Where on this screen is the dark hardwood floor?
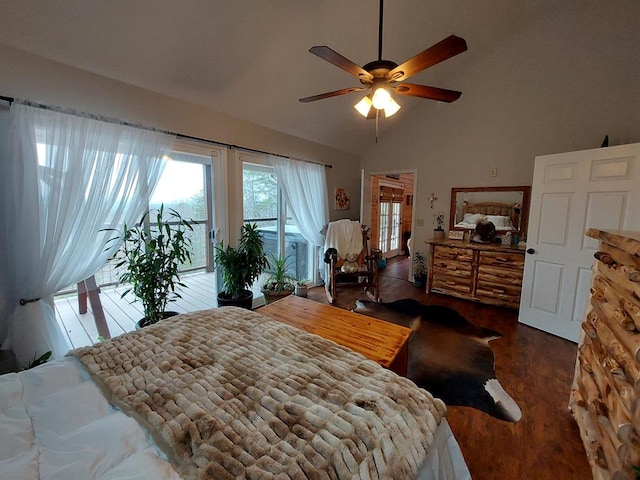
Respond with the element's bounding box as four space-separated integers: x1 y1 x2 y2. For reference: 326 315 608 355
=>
307 255 591 480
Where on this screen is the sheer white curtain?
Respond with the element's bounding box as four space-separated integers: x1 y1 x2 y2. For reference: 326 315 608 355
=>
268 155 329 251
0 103 174 366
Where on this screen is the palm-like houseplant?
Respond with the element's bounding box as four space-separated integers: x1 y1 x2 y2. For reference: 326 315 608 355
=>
412 250 428 287
214 223 269 309
261 254 296 304
109 205 193 327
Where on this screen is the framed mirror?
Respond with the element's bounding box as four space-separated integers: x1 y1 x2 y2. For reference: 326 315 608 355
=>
449 186 531 235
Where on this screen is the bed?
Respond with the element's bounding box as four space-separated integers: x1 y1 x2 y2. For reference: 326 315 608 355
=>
0 307 470 479
454 201 517 231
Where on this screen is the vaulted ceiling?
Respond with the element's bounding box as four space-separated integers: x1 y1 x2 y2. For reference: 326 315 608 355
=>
0 0 625 155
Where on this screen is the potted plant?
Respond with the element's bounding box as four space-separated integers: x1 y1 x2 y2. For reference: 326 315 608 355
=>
261 254 296 304
109 205 193 328
434 211 446 240
294 278 309 298
214 223 269 309
412 251 428 288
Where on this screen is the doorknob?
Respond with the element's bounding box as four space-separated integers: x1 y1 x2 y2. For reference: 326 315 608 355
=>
526 248 536 254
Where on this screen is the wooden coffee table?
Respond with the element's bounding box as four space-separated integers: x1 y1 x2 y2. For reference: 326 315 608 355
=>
259 295 412 376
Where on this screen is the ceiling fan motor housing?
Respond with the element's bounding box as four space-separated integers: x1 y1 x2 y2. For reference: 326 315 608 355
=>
361 60 399 85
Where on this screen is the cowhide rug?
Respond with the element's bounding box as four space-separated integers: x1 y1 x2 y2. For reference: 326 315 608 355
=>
353 298 522 423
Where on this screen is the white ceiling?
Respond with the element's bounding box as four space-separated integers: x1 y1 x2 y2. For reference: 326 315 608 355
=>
0 0 554 155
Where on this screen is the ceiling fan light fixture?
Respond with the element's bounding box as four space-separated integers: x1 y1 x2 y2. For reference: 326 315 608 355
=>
371 86 392 110
384 97 401 117
354 95 373 117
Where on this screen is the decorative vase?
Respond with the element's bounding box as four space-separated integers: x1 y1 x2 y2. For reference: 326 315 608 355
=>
434 229 445 240
294 285 308 298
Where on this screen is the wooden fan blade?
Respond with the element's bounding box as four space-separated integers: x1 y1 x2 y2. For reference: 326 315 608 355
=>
299 87 367 103
309 46 374 82
394 83 462 103
388 35 467 82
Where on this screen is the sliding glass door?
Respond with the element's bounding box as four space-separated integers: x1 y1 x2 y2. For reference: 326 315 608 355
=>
242 160 315 295
94 149 215 287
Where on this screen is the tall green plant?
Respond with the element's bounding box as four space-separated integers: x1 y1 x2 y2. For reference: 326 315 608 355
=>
262 254 295 293
214 223 269 300
109 205 193 325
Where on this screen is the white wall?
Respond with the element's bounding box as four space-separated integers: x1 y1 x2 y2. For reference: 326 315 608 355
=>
361 1 640 252
0 44 363 223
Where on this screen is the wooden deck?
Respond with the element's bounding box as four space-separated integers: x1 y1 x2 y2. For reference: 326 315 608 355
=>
54 270 218 349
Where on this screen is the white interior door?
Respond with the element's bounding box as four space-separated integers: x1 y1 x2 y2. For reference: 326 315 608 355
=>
519 143 640 342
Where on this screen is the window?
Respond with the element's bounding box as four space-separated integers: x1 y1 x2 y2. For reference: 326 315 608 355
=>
95 149 215 287
150 151 212 272
242 161 313 292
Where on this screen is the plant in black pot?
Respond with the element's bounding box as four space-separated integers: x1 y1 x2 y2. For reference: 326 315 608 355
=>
261 254 295 304
434 211 446 240
214 223 269 309
412 250 428 288
108 205 193 328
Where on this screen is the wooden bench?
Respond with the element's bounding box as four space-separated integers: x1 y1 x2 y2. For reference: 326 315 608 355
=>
259 295 411 376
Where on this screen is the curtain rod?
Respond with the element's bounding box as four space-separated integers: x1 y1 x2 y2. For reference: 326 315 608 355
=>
0 95 332 169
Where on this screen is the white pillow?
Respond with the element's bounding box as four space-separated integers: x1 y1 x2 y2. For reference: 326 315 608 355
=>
462 213 484 224
485 215 512 228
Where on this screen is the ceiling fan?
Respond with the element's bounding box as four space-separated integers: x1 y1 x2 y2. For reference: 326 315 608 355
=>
299 0 467 120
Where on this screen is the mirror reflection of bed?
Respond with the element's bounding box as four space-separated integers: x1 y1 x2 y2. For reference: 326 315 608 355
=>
450 186 531 236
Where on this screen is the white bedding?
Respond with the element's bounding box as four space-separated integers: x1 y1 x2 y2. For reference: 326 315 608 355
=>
0 354 470 480
455 213 515 232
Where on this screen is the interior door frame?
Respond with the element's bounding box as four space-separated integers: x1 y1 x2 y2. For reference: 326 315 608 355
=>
377 180 405 257
361 168 418 277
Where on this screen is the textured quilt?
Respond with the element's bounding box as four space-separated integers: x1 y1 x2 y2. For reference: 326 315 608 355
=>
70 307 445 480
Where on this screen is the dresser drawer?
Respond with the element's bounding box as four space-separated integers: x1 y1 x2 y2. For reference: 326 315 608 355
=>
432 275 473 294
475 283 521 307
432 260 472 279
433 245 474 263
479 250 525 270
477 265 523 287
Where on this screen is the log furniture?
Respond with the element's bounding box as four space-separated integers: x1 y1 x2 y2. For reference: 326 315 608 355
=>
258 295 412 376
425 238 525 309
569 229 640 480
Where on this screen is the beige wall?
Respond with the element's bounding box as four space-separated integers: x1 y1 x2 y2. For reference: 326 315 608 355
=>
361 1 640 253
0 44 362 224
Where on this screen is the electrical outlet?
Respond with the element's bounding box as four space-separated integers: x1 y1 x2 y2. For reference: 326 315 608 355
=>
490 168 497 177
417 218 424 227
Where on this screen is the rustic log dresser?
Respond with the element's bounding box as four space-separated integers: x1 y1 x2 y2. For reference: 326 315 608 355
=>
425 238 526 309
569 229 640 479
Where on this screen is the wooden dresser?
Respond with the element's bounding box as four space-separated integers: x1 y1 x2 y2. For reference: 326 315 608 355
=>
569 229 640 480
425 238 525 309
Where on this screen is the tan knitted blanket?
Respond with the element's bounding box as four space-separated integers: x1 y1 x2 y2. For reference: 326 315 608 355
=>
70 307 446 480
